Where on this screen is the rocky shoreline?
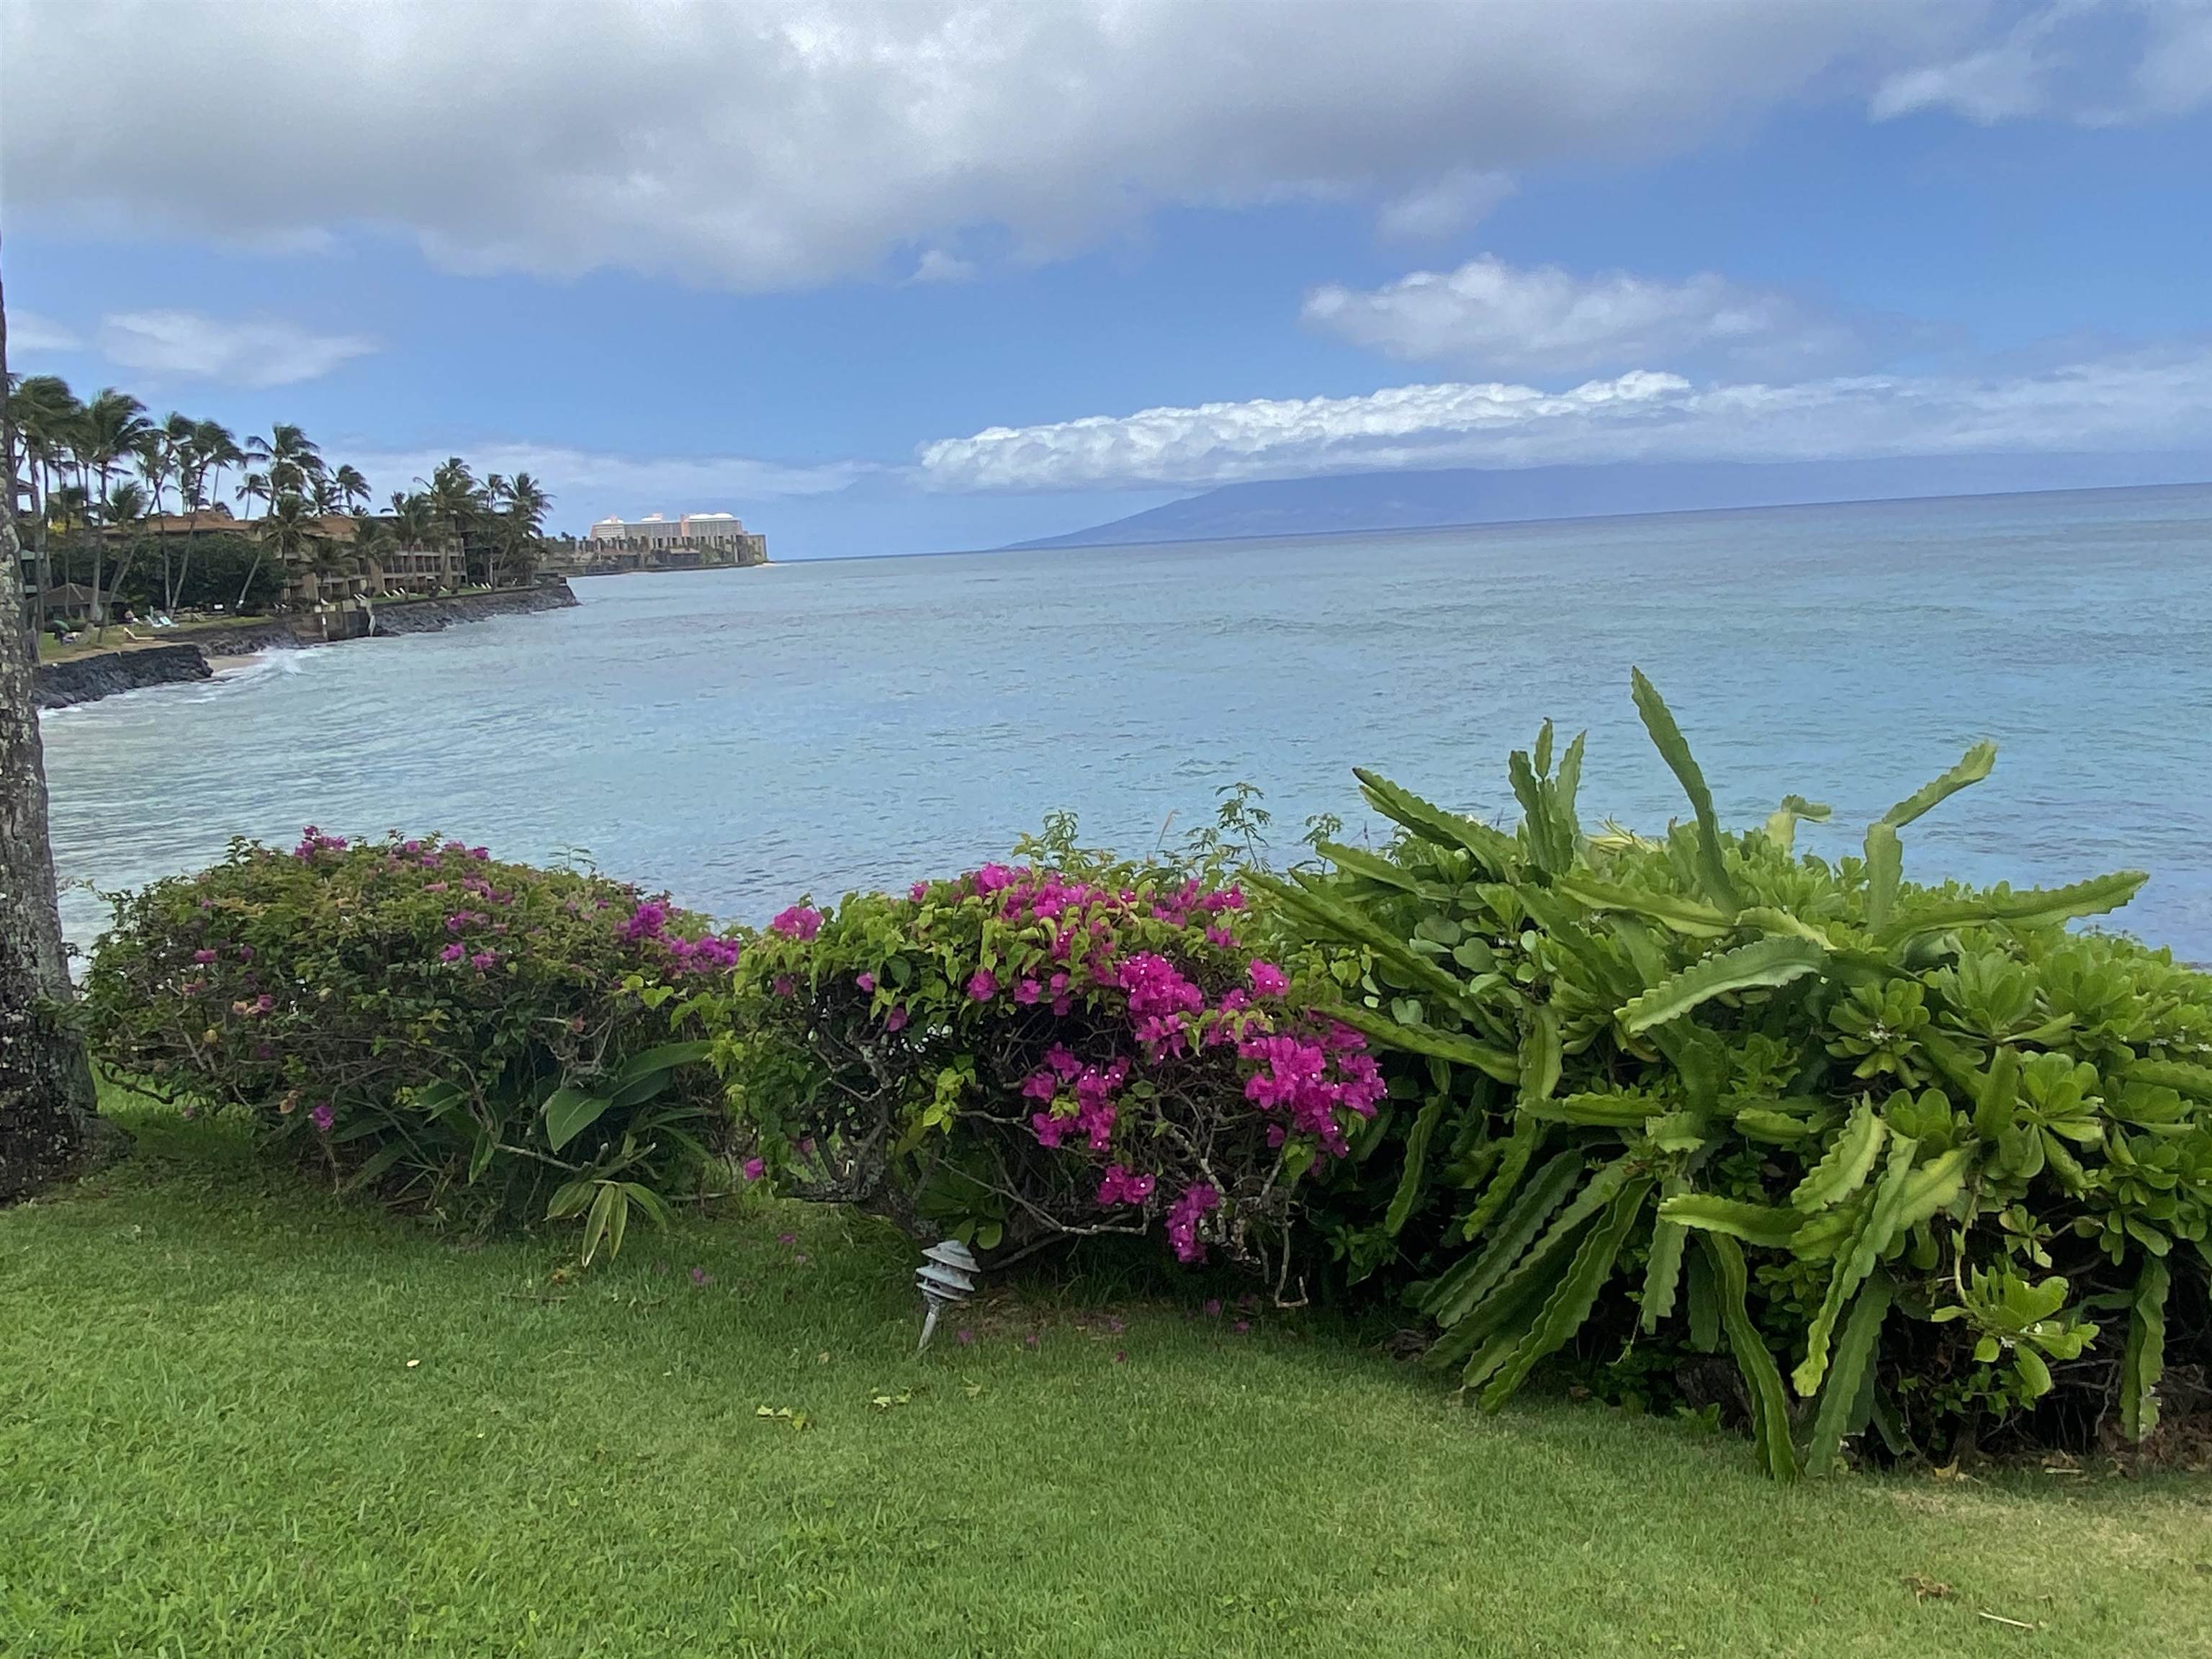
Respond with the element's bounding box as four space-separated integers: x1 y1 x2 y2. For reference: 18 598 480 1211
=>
35 580 580 711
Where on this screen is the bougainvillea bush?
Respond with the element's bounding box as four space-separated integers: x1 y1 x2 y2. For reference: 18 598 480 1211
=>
1267 673 2211 1474
84 831 746 1256
701 840 1383 1285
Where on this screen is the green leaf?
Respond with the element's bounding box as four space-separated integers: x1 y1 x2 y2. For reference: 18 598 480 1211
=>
1311 840 1425 894
1324 1000 1520 1084
1518 1006 1561 1107
1429 1159 1631 1365
1700 1233 1800 1482
1640 1179 1691 1334
1862 822 1902 935
1480 1178 1654 1410
1382 1092 1448 1238
579 1182 617 1266
1790 1099 1887 1213
1891 1147 1972 1231
2128 1059 2212 1102
1619 936 1827 1034
1805 1272 1893 1473
1794 1135 1919 1397
608 1040 715 1087
1524 1092 1657 1128
1764 795 1830 854
1658 1193 1805 1249
1553 874 1729 938
1876 871 2146 945
1630 669 1740 915
1422 1149 1583 1325
544 1087 614 1154
1352 769 1521 876
2121 1256 2170 1444
1880 741 1997 829
1974 1046 2021 1143
1267 875 1498 1022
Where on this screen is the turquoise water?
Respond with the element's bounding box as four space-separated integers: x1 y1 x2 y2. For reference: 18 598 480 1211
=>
41 483 2212 961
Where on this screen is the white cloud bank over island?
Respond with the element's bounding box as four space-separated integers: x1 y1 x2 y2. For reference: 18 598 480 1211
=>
1301 256 1881 379
917 345 2212 493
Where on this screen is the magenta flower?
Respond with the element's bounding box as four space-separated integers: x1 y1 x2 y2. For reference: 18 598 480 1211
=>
192 948 217 964
885 1004 909 1032
909 881 930 902
966 969 998 1002
440 942 465 963
742 1156 766 1182
769 904 823 941
1249 961 1289 997
310 1102 334 1133
855 971 876 992
469 951 497 971
1014 977 1042 1005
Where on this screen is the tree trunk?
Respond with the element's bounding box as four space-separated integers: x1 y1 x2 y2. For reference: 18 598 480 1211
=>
0 252 110 1203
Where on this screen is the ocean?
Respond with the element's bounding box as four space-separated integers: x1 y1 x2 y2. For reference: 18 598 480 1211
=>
40 483 2212 963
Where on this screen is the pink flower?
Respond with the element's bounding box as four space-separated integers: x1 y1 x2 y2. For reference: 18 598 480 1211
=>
1205 925 1235 949
192 948 217 964
1014 977 1042 1005
440 943 465 963
1166 1182 1220 1264
310 1102 334 1133
1249 961 1289 997
966 969 998 1002
469 951 498 971
855 971 876 992
742 1156 766 1182
909 882 930 902
1097 1164 1156 1208
885 1004 909 1032
769 904 823 941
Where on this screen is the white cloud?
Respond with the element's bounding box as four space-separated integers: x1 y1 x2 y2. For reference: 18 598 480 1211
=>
1302 256 1874 378
1871 0 2212 124
1376 171 1516 240
348 443 876 519
909 248 981 284
9 309 81 353
915 345 2212 492
1 1 1977 291
96 310 377 387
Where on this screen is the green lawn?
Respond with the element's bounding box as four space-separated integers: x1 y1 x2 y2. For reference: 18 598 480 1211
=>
3 1099 2206 1658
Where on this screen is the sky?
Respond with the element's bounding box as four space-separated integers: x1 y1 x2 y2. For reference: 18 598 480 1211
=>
4 0 2211 558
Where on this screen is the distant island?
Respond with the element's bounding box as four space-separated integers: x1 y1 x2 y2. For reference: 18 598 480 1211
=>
1007 452 2212 551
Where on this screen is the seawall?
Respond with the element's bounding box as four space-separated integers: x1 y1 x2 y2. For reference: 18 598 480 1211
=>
35 644 213 711
370 583 579 636
35 580 580 711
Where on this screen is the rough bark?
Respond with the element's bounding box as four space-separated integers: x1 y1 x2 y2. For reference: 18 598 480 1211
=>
0 245 111 1203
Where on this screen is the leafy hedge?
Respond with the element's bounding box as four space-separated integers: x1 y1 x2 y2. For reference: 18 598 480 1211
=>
1267 673 2211 1471
84 831 745 1257
698 830 1380 1282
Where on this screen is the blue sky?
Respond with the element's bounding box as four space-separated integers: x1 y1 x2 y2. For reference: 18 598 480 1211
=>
6 1 2210 557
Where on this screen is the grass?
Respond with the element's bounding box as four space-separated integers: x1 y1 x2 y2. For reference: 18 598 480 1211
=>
3 1098 2207 1658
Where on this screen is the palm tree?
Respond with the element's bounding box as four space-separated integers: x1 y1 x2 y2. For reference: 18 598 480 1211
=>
238 492 323 612
333 464 369 515
194 421 243 521
140 413 196 611
247 423 320 503
4 374 81 631
76 390 151 626
92 478 149 642
493 471 551 587
422 457 481 589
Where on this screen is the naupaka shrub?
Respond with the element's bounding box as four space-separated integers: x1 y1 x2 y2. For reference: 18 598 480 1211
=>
84 831 747 1257
1270 674 2211 1473
696 838 1382 1282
